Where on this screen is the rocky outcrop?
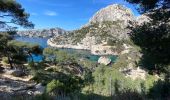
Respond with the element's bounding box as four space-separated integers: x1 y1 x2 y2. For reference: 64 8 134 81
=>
136 14 151 25
48 38 119 55
89 4 135 27
98 56 112 65
34 83 45 95
17 28 67 38
120 67 146 80
48 4 135 55
48 4 151 56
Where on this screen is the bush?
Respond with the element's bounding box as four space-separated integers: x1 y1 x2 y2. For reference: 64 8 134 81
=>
46 79 64 94
2 57 9 64
90 65 148 96
28 62 34 68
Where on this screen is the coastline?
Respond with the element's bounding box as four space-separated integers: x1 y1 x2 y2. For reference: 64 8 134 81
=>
47 38 90 50
47 38 119 56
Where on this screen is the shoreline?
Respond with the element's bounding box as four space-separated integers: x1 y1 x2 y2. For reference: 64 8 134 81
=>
47 38 119 56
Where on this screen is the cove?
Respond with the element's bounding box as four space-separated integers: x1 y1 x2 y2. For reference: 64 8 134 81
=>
14 36 117 62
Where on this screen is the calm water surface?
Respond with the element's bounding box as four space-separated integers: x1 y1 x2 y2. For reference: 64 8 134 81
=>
14 36 117 62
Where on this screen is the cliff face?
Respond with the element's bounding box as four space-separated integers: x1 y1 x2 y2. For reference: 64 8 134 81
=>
48 4 138 55
17 28 67 38
89 4 135 26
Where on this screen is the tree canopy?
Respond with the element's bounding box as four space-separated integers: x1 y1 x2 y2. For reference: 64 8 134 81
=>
0 0 34 29
130 9 170 72
125 0 170 13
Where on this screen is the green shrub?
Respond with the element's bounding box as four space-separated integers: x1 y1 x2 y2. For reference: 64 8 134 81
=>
28 62 34 68
89 65 146 96
2 57 9 64
46 79 64 94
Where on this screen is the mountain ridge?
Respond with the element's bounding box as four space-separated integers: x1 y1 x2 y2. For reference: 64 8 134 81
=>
17 27 67 38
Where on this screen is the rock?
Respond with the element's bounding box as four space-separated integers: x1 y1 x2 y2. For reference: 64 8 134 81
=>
89 4 135 27
121 49 130 54
136 14 152 25
11 70 25 77
34 83 45 95
121 67 146 80
98 56 112 65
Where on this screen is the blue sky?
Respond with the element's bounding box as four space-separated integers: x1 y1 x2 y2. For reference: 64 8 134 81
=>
17 0 139 30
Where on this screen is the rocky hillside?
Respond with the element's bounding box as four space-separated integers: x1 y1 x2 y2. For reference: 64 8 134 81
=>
48 4 147 55
17 28 67 38
89 4 135 25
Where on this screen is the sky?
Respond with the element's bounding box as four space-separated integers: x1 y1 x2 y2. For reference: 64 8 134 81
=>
17 0 140 31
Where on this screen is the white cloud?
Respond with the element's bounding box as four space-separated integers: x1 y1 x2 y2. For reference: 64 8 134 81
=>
44 10 58 16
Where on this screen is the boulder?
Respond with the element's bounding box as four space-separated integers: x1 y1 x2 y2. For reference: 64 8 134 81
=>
98 56 112 65
34 83 45 95
11 70 25 77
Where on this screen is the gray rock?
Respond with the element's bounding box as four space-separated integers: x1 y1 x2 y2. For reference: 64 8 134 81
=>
34 83 45 95
11 70 25 77
89 4 135 26
98 56 112 65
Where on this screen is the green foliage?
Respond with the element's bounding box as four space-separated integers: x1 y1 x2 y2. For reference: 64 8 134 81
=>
2 57 9 64
46 79 64 93
85 65 156 97
28 62 46 70
125 0 169 13
55 50 76 64
43 47 57 56
79 59 97 69
130 9 170 73
70 21 125 44
0 0 34 28
43 48 79 64
7 40 42 63
0 33 12 52
107 38 117 46
8 40 39 48
148 79 170 99
112 54 129 69
31 70 57 85
91 66 128 95
144 75 157 93
43 47 57 63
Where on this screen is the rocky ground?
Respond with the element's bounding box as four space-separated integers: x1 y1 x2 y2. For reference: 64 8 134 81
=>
0 67 45 100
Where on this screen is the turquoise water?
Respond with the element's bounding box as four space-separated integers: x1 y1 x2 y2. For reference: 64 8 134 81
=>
14 36 117 62
14 36 48 62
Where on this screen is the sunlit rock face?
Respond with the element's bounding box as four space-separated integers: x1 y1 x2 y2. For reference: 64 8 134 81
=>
136 14 152 25
98 56 112 65
89 4 135 26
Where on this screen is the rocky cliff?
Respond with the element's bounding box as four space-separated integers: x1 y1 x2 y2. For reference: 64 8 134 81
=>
48 4 139 55
17 28 67 38
89 4 135 26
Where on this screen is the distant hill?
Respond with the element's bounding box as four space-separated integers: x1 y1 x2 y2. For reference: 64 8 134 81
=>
17 27 68 38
